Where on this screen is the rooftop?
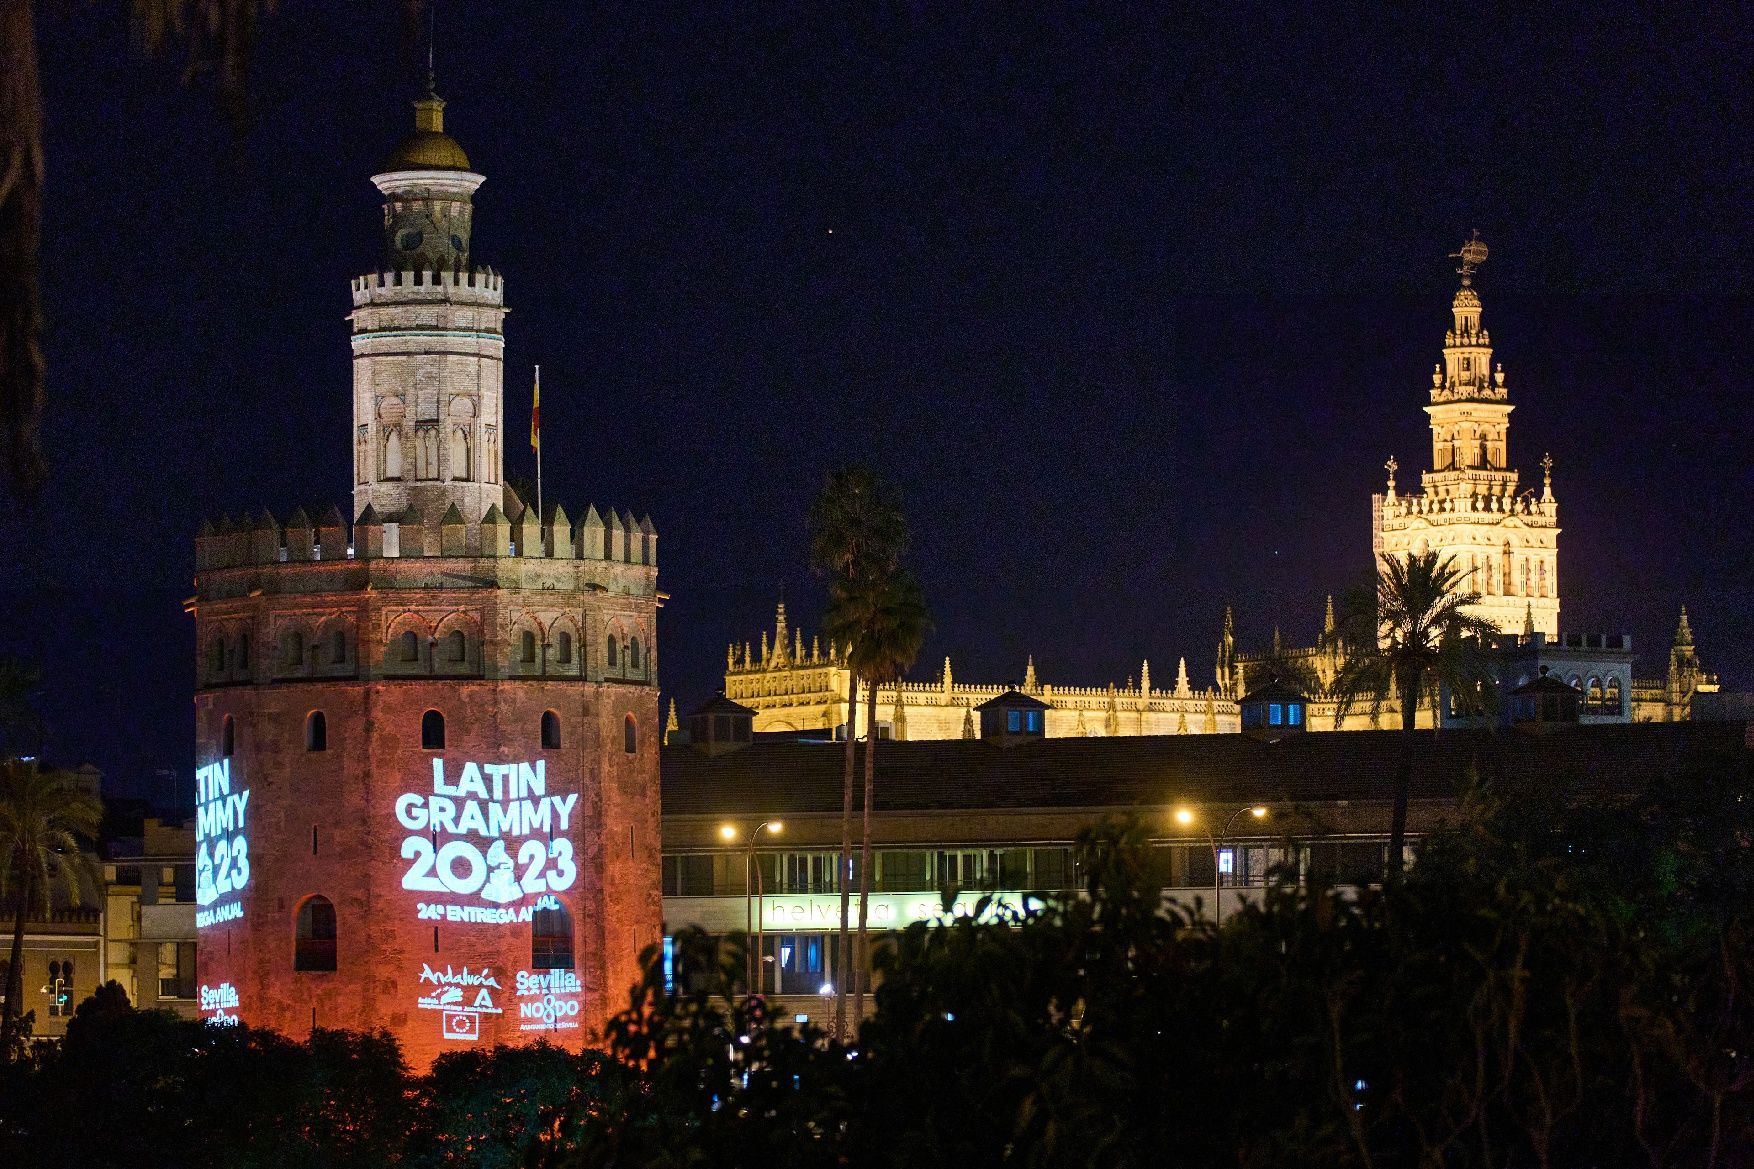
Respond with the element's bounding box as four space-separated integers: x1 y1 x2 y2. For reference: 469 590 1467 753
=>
661 721 1751 819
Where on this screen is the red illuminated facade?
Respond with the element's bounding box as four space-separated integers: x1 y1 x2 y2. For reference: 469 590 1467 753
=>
190 89 662 1069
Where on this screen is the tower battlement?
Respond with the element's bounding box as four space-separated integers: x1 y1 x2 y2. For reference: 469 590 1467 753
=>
350 266 505 307
195 502 658 572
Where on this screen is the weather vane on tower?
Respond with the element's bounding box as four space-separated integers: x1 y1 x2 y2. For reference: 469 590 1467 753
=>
1450 229 1489 285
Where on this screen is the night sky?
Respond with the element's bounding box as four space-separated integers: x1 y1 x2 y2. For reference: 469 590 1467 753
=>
10 5 1751 808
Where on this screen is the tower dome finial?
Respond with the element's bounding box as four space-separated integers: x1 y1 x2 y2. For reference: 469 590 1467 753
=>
1450 229 1488 286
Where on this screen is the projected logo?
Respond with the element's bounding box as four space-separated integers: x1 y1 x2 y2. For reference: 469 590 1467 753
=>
515 968 583 1032
195 759 250 928
415 963 504 1043
395 760 578 924
198 982 241 1027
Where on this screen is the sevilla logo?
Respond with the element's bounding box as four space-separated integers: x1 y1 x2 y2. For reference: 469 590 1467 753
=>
442 1011 479 1041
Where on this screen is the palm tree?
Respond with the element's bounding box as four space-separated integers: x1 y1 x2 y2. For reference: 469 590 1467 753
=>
808 466 907 1039
1331 550 1499 877
0 758 101 1052
828 569 929 1027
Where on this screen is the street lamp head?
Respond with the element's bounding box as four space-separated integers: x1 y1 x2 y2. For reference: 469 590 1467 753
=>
1173 807 1195 826
1250 805 1268 819
718 824 737 841
764 821 784 834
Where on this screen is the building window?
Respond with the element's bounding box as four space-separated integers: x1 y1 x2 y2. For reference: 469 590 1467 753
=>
607 636 618 668
237 633 251 670
630 637 642 669
1268 703 1283 726
557 631 573 665
521 630 537 663
221 715 235 758
282 629 305 668
541 710 561 750
209 637 226 676
532 902 574 970
1026 710 1042 732
295 896 338 972
1287 703 1303 726
398 630 420 662
422 710 446 749
624 714 638 754
158 941 197 1000
330 629 347 664
1007 710 1021 732
446 630 467 663
306 711 327 752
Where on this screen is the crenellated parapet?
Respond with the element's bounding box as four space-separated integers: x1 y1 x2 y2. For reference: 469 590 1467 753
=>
195 501 656 572
349 266 505 308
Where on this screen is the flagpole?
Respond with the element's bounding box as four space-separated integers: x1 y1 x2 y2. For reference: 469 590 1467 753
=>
533 364 543 530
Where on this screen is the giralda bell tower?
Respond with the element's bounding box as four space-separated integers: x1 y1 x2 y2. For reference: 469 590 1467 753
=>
190 87 663 1069
1373 233 1561 637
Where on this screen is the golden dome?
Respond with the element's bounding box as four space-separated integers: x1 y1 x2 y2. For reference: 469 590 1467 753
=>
381 93 471 172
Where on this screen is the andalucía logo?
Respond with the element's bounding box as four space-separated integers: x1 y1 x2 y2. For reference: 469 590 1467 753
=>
415 963 504 1022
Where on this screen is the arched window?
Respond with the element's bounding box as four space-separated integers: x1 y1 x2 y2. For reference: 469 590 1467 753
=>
557 631 573 665
1606 676 1623 716
398 630 420 663
209 637 226 676
237 632 251 670
541 710 561 750
221 715 235 758
330 629 347 664
384 429 403 479
282 629 305 668
1587 677 1604 714
1538 561 1548 598
422 710 446 750
295 896 338 972
623 713 638 754
532 902 574 970
306 711 327 752
521 630 537 663
606 635 618 668
1502 544 1514 594
629 637 642 670
446 630 467 663
449 426 471 481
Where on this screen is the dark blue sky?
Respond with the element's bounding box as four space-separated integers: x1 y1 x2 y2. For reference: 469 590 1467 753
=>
9 4 1751 807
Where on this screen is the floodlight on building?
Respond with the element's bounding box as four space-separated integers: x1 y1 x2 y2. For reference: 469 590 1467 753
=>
1173 807 1195 826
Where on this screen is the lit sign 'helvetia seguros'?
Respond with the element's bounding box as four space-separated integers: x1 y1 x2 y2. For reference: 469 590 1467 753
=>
395 760 578 923
195 759 250 928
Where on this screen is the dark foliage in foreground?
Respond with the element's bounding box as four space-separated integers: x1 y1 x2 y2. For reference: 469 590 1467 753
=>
2 752 1749 1166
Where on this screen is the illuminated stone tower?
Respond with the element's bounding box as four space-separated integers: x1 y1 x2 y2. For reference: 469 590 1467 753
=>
1373 233 1561 636
190 90 662 1069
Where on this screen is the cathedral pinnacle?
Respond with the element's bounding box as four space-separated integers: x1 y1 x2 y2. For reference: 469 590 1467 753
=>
1674 606 1694 648
1024 656 1038 692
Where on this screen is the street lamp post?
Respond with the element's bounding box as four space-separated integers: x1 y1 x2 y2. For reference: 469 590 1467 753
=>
1174 804 1267 924
720 820 784 994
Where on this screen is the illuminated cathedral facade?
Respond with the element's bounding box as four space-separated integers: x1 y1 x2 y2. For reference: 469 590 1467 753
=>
725 237 1714 737
190 90 662 1068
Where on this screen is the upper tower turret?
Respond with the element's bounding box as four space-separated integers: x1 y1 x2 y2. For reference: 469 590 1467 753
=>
374 90 480 273
350 88 508 531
